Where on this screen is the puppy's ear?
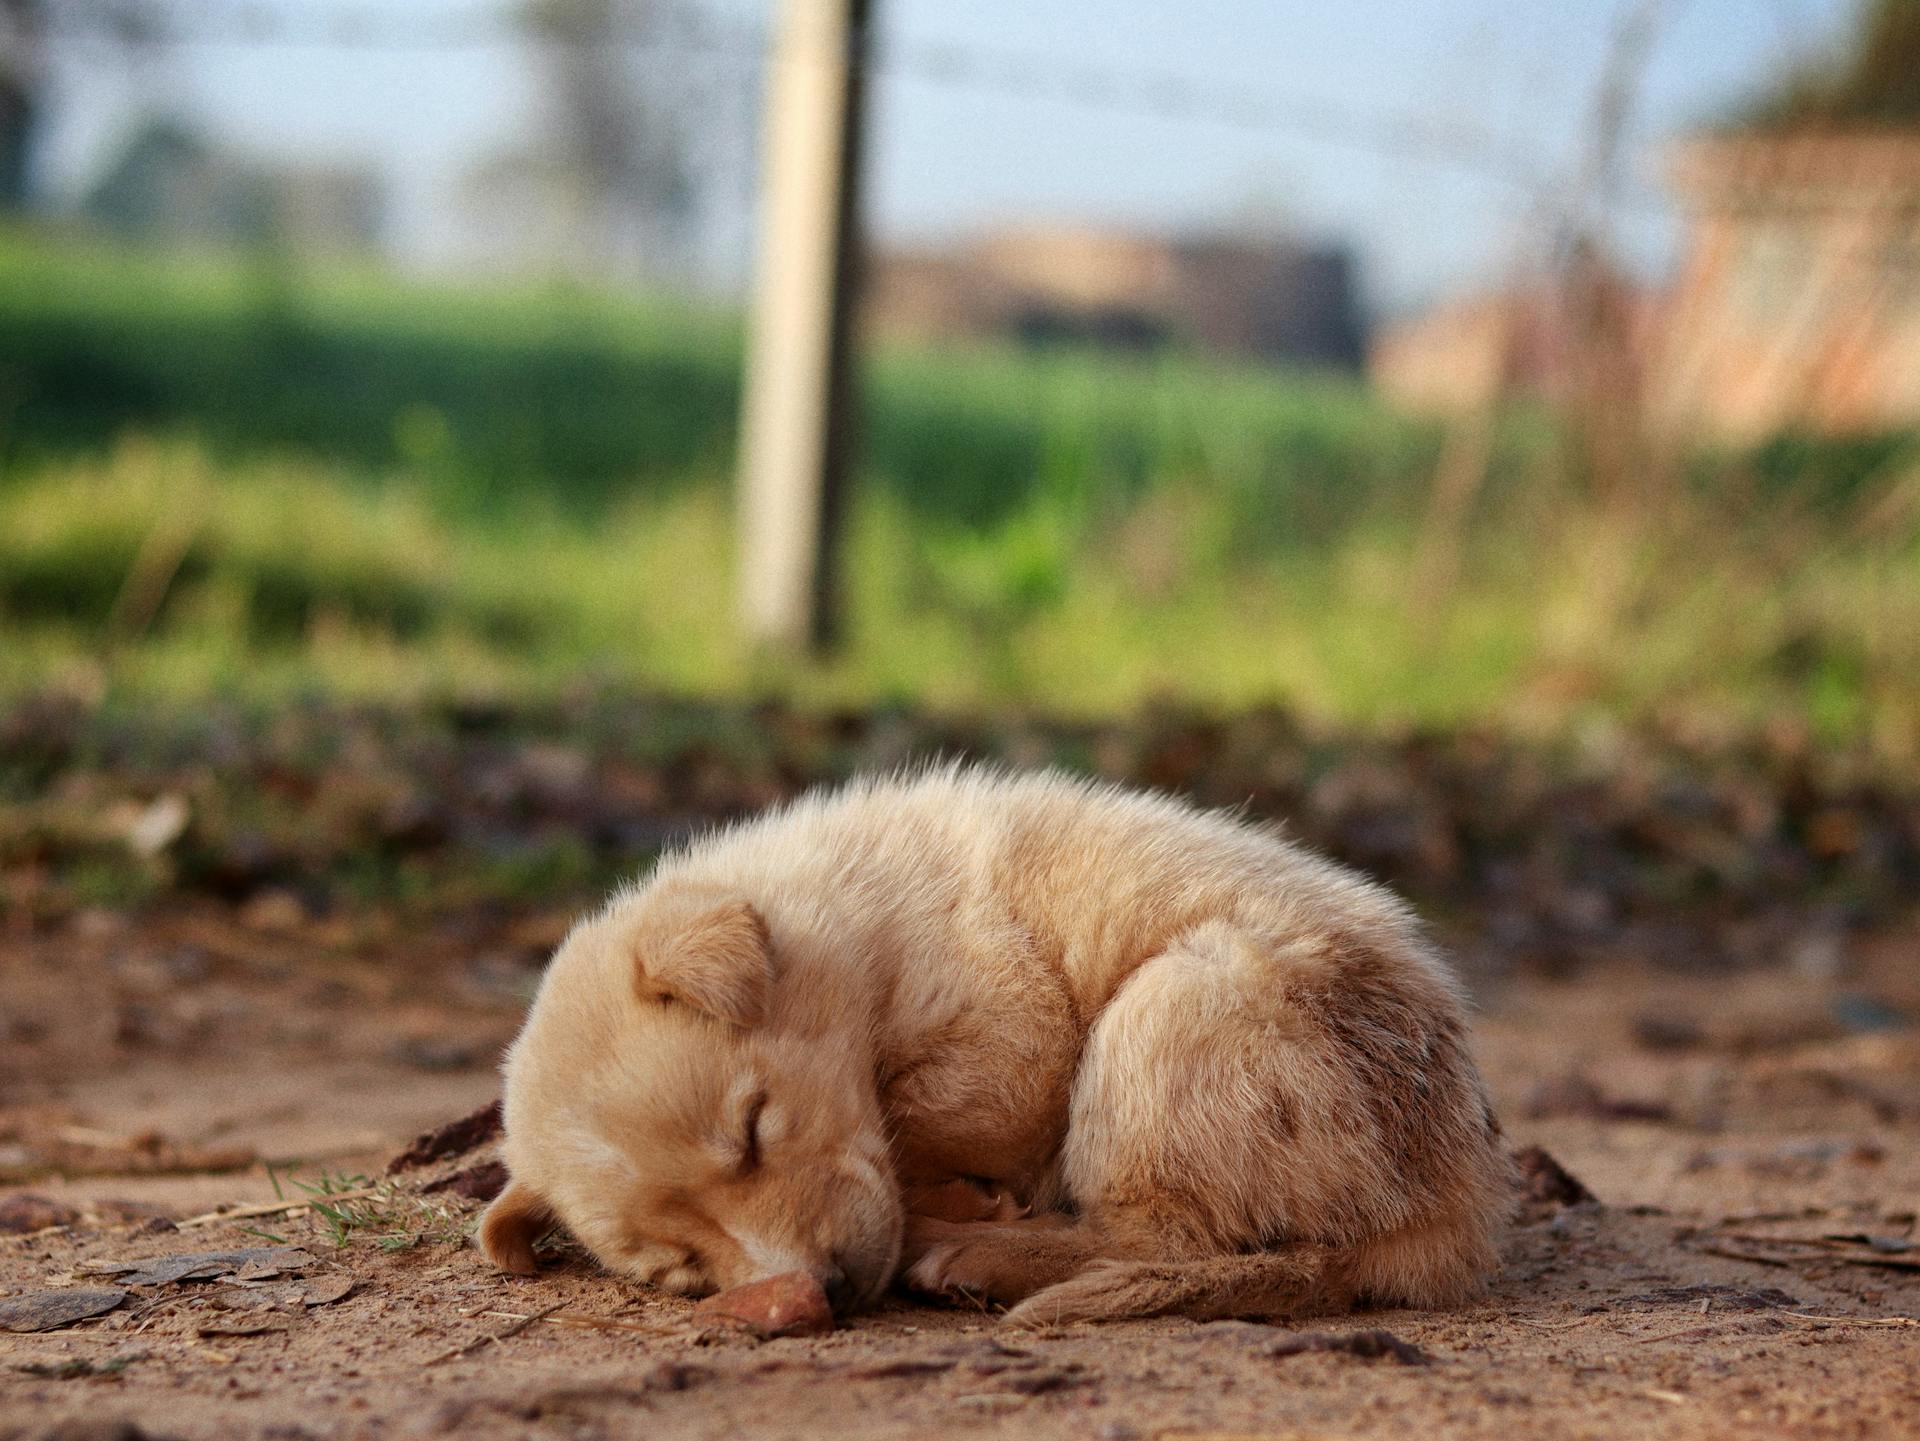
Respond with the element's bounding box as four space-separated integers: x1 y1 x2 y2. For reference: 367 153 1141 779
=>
641 898 772 1028
477 1178 555 1275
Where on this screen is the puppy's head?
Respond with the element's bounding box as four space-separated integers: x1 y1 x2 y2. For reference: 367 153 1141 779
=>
477 880 902 1312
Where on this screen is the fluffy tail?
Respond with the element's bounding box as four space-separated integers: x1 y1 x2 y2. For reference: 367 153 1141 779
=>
1003 1245 1351 1327
1002 1212 1498 1328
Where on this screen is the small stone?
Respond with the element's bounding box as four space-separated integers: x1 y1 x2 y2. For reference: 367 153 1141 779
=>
239 888 307 933
1266 1328 1433 1365
1830 992 1909 1034
641 1360 710 1391
1633 1014 1704 1052
693 1271 834 1338
1513 1144 1598 1209
122 793 190 857
37 1421 180 1441
0 1193 80 1234
196 1317 291 1337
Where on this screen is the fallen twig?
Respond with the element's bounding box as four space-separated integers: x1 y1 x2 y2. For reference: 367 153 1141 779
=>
1694 1244 1794 1268
1630 1323 1732 1345
426 1302 564 1367
1778 1311 1920 1328
1714 1231 1914 1258
1693 1236 1920 1274
0 1224 73 1244
1511 1314 1605 1331
1838 1255 1920 1274
478 1308 675 1338
177 1191 380 1230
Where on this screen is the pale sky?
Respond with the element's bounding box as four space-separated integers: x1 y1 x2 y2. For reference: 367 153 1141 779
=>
37 0 1859 313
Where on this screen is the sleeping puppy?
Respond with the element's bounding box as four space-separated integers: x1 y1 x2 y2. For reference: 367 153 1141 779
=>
478 765 1512 1323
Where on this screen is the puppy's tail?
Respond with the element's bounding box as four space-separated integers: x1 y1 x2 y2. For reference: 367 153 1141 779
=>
1002 1214 1496 1328
1002 1245 1349 1328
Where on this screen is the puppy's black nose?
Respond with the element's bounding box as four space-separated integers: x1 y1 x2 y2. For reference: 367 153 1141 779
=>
820 1265 854 1314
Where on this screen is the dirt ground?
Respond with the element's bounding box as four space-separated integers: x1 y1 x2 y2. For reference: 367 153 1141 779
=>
3 907 1918 1441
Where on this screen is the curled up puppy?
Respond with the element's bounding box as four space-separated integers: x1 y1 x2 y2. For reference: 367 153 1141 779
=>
478 765 1513 1324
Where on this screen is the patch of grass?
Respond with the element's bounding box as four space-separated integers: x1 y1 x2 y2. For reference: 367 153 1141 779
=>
2 437 1917 760
2 230 1918 760
0 225 1494 541
59 853 166 911
288 1170 467 1253
0 226 741 513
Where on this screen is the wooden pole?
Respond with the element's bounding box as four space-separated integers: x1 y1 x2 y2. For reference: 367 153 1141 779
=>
736 0 872 653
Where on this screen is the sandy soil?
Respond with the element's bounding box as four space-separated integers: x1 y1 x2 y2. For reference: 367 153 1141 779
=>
3 909 1918 1441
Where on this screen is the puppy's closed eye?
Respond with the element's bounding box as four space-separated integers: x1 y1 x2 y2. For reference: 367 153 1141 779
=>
737 1091 768 1175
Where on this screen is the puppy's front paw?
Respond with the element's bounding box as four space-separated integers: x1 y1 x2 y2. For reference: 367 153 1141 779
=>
899 1214 964 1271
900 1217 1002 1302
902 1239 970 1298
897 1223 1075 1306
902 1236 1024 1304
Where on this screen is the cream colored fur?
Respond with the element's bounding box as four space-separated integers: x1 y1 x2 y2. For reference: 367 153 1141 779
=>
479 764 1512 1324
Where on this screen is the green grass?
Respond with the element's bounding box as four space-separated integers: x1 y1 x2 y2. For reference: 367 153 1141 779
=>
283 1170 468 1252
1 228 1918 760
0 224 1475 536
4 436 1919 759
0 226 742 516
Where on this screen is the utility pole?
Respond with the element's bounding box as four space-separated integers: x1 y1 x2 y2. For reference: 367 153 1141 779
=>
736 0 873 653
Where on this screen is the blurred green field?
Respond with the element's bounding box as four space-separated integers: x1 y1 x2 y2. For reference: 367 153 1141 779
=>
0 226 1459 533
2 229 1919 758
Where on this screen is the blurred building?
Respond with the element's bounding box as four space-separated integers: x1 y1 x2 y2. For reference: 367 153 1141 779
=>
864 224 1367 371
1653 129 1920 439
1371 289 1548 413
1370 263 1657 415
80 119 386 256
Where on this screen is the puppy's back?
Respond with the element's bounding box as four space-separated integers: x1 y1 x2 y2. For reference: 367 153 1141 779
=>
653 765 1440 1014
